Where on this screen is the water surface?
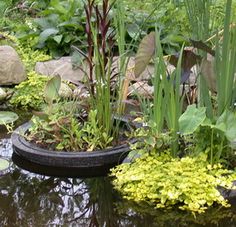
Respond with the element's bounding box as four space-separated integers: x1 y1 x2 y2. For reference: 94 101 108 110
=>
1 129 236 226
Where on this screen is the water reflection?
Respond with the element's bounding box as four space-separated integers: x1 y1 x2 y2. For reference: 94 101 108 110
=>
0 169 120 226
1 138 236 226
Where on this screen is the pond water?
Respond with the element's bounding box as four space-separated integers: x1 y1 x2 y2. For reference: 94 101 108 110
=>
1 116 236 226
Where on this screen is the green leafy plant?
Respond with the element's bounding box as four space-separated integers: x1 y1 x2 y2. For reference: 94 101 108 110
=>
1 32 51 71
15 0 85 57
23 0 133 152
111 150 236 213
178 104 236 165
74 0 126 141
10 71 49 109
29 105 114 152
134 30 187 157
28 75 114 151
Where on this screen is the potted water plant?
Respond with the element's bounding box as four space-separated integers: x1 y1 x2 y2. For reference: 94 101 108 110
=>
11 0 136 177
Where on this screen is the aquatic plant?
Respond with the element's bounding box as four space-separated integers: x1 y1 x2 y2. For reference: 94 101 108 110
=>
111 151 236 213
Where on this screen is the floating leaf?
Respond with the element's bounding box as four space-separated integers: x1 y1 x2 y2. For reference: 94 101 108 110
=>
44 75 61 104
134 32 156 78
179 104 206 135
0 158 10 172
0 111 19 125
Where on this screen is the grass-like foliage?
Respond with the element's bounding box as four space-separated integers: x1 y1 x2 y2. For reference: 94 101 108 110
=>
111 151 236 213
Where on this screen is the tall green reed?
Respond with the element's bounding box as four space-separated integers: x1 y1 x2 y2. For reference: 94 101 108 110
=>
135 30 184 157
154 32 184 157
184 0 236 117
184 0 236 163
215 0 236 116
83 0 116 138
184 0 214 118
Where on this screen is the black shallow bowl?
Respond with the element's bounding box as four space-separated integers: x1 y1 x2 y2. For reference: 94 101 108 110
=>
11 122 136 177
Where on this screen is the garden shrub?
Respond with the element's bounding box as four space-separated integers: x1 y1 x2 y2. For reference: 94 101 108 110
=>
111 151 236 213
1 33 51 109
1 33 51 70
10 71 49 109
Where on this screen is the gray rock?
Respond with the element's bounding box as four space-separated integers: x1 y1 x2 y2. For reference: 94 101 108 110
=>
128 81 154 97
35 57 86 85
35 55 198 91
35 56 155 85
0 45 26 85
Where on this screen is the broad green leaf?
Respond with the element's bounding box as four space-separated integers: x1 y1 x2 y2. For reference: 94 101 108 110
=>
179 104 206 135
134 32 156 78
215 110 236 142
127 23 140 40
0 158 9 172
0 111 19 125
51 0 67 15
71 51 83 68
200 117 213 127
38 28 59 44
44 75 61 104
53 35 63 44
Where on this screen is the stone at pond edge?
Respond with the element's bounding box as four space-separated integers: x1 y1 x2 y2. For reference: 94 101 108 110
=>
0 45 26 85
35 57 85 85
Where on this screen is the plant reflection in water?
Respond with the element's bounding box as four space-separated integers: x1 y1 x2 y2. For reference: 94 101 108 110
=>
1 138 236 226
0 169 121 226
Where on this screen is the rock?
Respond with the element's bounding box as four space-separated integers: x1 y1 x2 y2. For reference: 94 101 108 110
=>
0 45 26 85
35 55 198 93
35 56 155 85
35 57 86 85
73 85 90 99
128 81 154 97
59 83 73 98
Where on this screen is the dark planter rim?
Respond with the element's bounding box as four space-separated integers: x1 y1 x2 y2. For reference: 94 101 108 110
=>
11 122 136 174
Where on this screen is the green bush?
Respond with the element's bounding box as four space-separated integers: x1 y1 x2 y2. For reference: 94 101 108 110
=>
10 71 49 109
15 0 85 57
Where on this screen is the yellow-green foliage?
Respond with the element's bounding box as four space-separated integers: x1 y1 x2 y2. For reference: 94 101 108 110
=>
111 151 236 213
10 71 49 109
1 33 51 71
1 33 51 109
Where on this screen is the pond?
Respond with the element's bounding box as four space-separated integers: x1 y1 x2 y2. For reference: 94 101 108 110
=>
1 114 236 226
